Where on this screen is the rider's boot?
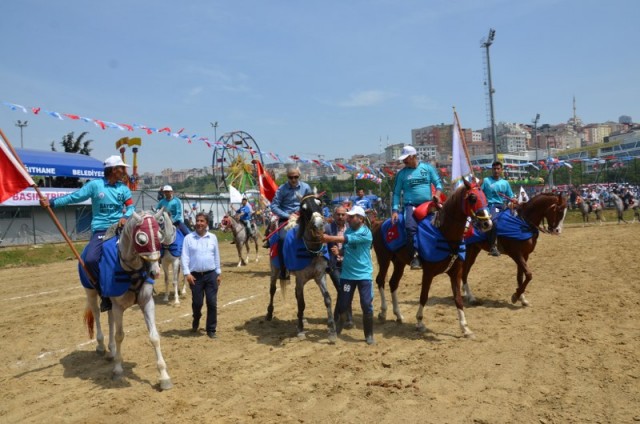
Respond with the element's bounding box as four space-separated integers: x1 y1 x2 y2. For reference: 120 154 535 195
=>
363 312 375 345
100 296 112 312
408 244 421 270
488 228 500 257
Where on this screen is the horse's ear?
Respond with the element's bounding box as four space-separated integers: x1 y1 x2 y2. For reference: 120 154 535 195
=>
132 211 141 221
463 178 472 189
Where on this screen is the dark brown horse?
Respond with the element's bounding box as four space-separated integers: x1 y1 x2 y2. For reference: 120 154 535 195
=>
461 193 568 307
372 179 492 329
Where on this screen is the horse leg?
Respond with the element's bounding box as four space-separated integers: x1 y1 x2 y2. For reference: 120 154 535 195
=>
449 264 473 338
266 264 278 321
171 256 181 305
295 276 307 338
85 288 113 358
162 257 171 303
375 254 390 322
236 243 244 267
415 271 434 333
315 271 337 343
461 244 481 305
511 254 532 306
253 236 260 263
111 303 125 381
138 284 173 390
388 258 406 323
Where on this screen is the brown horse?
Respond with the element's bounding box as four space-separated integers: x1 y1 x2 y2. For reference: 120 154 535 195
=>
461 193 568 307
372 179 492 327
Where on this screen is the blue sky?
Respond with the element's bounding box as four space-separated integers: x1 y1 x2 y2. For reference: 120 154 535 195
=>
1 0 638 173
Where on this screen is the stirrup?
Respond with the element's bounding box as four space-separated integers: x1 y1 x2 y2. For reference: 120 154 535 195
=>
410 257 422 270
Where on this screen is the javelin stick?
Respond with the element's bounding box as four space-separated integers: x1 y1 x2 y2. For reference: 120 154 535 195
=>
0 128 97 287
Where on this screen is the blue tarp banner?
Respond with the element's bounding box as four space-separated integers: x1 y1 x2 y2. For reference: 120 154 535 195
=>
15 148 104 178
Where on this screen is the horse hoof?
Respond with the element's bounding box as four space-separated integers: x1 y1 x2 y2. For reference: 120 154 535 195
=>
297 332 306 340
377 312 387 322
464 332 476 340
396 316 405 324
328 332 337 344
96 347 106 356
159 378 173 391
416 324 427 333
111 372 124 381
265 313 273 321
511 294 519 304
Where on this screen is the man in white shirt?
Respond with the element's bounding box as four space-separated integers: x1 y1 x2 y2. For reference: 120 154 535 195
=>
181 212 222 339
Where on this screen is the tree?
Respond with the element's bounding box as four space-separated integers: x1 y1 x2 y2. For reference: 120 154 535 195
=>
50 132 93 156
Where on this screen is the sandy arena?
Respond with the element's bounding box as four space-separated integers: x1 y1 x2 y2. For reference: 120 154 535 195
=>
0 223 638 423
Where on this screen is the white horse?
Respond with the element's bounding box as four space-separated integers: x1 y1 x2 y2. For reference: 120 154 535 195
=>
81 210 173 390
220 213 260 267
610 192 629 224
158 217 187 305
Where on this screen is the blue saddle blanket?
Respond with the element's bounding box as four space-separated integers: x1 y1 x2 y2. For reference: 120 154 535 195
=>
380 215 408 252
283 227 329 271
161 227 184 257
79 237 154 297
416 218 466 263
466 210 538 243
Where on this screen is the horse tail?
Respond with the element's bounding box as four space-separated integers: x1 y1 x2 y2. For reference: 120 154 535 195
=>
83 307 95 339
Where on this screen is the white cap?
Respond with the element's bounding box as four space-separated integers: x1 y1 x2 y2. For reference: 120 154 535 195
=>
346 205 366 217
103 155 130 168
162 185 173 191
398 145 417 161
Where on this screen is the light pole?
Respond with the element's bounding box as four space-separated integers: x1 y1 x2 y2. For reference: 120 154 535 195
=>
532 113 540 165
15 120 28 148
482 28 497 162
211 121 219 142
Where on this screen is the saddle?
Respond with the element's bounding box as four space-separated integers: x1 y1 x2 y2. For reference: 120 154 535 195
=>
79 236 154 297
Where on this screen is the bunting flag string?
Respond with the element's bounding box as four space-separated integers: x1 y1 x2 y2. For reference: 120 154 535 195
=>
3 99 400 178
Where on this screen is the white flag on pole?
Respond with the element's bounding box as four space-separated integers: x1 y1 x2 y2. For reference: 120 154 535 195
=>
229 184 243 204
451 112 472 184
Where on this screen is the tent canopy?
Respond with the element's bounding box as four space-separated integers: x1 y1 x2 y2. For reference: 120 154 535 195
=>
16 148 104 178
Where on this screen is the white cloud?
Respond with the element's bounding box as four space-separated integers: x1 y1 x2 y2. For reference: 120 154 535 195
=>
338 90 393 107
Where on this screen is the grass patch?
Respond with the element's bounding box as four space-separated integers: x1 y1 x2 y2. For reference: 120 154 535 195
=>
0 242 86 269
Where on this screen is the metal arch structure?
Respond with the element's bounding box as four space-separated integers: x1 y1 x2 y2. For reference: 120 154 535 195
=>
211 130 265 192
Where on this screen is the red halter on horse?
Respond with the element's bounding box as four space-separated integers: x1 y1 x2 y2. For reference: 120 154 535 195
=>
462 192 568 307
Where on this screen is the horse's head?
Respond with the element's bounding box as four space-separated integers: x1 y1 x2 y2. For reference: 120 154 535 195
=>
544 194 568 234
459 178 492 232
155 208 176 246
220 215 232 232
298 193 325 240
127 210 164 278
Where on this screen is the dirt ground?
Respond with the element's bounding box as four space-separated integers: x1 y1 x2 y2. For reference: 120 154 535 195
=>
0 223 639 424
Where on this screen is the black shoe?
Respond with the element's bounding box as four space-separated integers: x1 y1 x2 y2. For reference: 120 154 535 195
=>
489 246 501 257
262 240 270 249
410 257 422 270
191 320 199 333
207 332 217 339
100 297 112 312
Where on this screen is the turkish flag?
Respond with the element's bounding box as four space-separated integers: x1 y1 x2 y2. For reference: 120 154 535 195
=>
0 139 35 203
253 160 278 202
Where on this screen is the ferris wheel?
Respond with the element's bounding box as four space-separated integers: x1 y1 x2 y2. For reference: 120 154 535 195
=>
211 130 265 192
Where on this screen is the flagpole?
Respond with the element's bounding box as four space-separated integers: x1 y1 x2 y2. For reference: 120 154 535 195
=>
0 128 97 286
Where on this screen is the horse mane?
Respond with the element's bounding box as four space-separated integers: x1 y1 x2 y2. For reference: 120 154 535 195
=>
434 184 467 229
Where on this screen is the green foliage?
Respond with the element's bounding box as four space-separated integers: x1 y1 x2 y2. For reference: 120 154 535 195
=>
50 132 93 156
